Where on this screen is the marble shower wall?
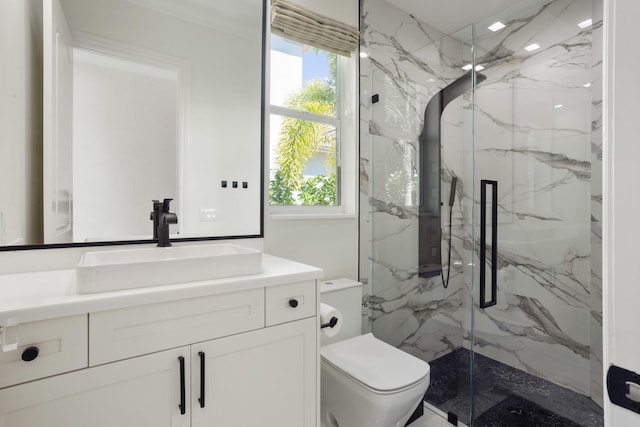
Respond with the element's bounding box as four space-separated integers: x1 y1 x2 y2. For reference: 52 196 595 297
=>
359 0 473 362
589 0 604 408
359 0 602 403
467 0 595 397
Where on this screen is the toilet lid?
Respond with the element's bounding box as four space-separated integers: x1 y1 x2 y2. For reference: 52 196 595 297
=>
321 333 430 392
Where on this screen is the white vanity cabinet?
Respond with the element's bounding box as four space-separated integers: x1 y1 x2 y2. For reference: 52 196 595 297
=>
192 317 316 426
0 346 190 427
0 278 319 427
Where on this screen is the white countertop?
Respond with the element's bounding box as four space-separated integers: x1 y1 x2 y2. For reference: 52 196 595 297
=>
0 254 323 324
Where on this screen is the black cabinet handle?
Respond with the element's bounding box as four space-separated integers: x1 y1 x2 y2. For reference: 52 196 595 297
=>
480 180 498 308
289 299 299 308
198 351 205 408
21 346 39 362
178 356 186 415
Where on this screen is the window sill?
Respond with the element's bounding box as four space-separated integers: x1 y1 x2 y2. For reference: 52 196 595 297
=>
268 211 357 221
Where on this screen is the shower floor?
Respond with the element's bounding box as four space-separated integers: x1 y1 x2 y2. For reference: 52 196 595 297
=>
424 348 603 426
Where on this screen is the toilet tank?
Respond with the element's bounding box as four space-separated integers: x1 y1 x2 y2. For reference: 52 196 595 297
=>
320 279 363 346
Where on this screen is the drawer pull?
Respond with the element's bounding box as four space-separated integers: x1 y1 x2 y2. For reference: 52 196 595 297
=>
178 356 186 415
288 299 299 308
21 346 39 362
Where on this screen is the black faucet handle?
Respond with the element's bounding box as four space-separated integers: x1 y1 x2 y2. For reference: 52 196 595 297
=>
150 200 161 220
162 198 174 212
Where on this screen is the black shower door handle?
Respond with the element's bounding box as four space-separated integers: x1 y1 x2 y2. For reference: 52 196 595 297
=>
480 180 498 308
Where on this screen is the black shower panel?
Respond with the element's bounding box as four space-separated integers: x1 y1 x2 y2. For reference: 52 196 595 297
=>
418 71 486 278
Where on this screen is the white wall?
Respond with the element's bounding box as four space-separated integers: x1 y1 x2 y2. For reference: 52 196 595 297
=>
604 0 640 424
0 0 43 245
264 218 358 279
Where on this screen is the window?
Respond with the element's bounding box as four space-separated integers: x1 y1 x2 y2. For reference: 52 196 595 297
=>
268 34 343 208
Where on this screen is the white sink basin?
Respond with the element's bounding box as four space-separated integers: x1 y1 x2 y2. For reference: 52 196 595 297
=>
76 243 262 293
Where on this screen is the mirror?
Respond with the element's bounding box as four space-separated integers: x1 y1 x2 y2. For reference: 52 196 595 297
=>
0 0 264 248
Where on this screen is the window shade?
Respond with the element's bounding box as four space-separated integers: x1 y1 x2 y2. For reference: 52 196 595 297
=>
271 0 358 57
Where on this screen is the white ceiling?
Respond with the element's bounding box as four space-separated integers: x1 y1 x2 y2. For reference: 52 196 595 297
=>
385 0 551 35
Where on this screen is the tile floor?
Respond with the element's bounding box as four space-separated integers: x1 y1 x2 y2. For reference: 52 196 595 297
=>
422 348 603 426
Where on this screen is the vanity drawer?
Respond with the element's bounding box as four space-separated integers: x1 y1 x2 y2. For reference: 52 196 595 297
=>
89 288 264 366
265 281 316 326
0 315 88 389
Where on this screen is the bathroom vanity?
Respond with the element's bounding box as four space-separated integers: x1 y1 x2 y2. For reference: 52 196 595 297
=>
0 251 322 426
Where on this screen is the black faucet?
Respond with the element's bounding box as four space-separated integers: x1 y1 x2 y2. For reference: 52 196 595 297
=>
150 199 177 247
150 200 162 239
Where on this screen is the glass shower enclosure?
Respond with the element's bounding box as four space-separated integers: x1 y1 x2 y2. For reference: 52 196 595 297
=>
359 0 603 425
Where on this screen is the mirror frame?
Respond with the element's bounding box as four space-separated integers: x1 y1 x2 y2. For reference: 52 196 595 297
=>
2 0 266 252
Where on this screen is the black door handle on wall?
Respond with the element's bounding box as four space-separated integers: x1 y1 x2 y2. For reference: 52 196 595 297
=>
480 180 498 309
198 351 205 408
178 356 186 415
608 365 640 415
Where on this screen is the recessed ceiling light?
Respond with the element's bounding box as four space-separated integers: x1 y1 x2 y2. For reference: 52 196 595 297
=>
462 64 485 71
359 51 369 58
584 82 592 88
554 104 563 109
578 19 593 29
524 43 541 52
488 22 506 32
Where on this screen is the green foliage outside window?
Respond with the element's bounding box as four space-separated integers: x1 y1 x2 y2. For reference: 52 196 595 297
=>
270 49 338 206
270 172 336 206
269 170 295 205
298 173 336 205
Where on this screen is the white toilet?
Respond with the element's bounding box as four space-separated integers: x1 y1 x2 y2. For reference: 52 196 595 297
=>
320 279 430 427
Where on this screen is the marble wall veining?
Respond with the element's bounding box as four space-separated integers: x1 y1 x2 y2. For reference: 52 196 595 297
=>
589 0 604 408
468 0 595 397
359 0 602 405
359 0 470 362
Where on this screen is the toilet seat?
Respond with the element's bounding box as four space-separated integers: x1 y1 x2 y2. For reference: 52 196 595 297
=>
321 333 430 394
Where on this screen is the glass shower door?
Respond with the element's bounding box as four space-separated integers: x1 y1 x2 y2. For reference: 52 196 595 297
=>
469 1 604 425
363 21 478 424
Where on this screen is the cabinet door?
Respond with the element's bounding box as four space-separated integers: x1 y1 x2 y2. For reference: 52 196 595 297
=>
192 317 317 427
0 346 190 427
